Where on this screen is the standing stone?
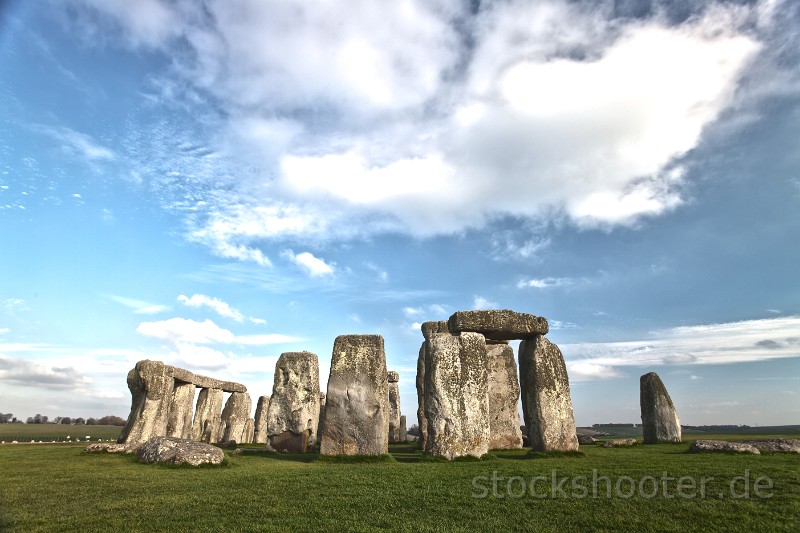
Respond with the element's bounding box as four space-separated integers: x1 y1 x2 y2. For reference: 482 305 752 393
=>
448 309 548 340
388 371 401 443
486 343 523 449
416 321 448 450
243 418 255 444
166 382 196 440
253 395 270 444
193 388 224 444
267 352 321 453
399 415 407 442
118 360 174 446
221 392 252 444
640 372 682 444
319 335 389 456
425 332 490 460
518 336 579 452
317 392 326 448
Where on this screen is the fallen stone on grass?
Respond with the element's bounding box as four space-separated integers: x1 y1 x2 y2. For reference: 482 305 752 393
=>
84 443 130 453
689 440 761 454
577 434 596 445
136 436 225 466
602 438 637 448
741 439 800 453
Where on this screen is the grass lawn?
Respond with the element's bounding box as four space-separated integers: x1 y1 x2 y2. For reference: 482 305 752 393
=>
0 424 123 442
1 437 798 532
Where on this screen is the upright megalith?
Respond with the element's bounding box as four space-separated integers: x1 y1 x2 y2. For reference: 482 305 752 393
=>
640 372 682 444
267 352 321 453
486 343 523 449
518 336 579 452
425 332 490 460
166 382 196 440
253 395 270 444
243 418 255 444
118 360 174 446
388 370 401 443
193 388 224 444
221 392 252 444
416 321 448 450
399 415 407 442
319 335 389 456
448 309 548 340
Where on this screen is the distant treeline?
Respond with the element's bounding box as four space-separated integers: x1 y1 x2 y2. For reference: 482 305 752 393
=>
681 424 751 431
592 423 637 428
0 413 126 426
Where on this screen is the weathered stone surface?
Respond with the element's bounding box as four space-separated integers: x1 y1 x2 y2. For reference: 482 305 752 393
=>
317 392 326 448
193 388 224 444
486 344 523 450
425 332 490 460
602 438 637 448
118 360 174 446
416 342 428 450
388 371 401 443
253 395 270 444
421 320 449 340
577 434 597 445
267 352 320 453
243 418 255 444
640 372 682 444
136 436 225 466
518 336 579 452
320 335 389 456
84 443 129 453
742 439 800 453
167 366 246 393
690 440 761 454
221 392 252 444
166 382 196 440
399 415 407 442
448 310 548 340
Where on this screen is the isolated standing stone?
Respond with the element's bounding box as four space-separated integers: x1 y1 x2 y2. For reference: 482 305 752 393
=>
166 382 196 440
118 360 174 446
518 336 579 452
425 332 490 460
399 415 407 442
319 335 389 456
448 310 548 340
388 370 401 443
253 395 270 444
640 372 682 444
486 343 523 449
267 352 321 453
136 436 224 466
193 388 224 444
221 392 252 444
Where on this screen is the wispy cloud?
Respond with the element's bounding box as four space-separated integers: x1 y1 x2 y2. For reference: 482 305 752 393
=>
105 295 169 314
472 296 499 310
136 317 300 346
33 125 115 162
281 250 335 277
563 316 800 380
518 277 575 289
178 293 245 322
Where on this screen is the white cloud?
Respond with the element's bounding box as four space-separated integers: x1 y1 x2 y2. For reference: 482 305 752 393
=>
0 328 9 336
136 317 299 346
106 295 169 314
34 125 115 161
563 316 800 380
0 355 93 389
518 277 574 289
281 250 335 277
178 294 245 322
67 0 774 255
472 296 499 310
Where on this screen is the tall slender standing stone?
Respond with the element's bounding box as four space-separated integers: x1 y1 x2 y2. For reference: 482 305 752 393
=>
253 395 270 444
425 332 490 460
399 415 407 442
486 343 523 449
388 371 401 443
640 372 682 444
193 388 224 444
319 335 389 456
243 418 255 444
118 360 174 446
221 392 252 443
267 352 321 453
416 321 448 450
166 382 196 440
518 336 579 452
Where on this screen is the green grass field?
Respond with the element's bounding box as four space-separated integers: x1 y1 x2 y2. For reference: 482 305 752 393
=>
1 437 798 532
0 424 123 442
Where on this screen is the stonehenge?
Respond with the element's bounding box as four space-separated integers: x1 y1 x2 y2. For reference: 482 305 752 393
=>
448 309 548 340
119 360 248 448
486 343 523 449
253 395 270 444
388 370 401 443
319 335 389 456
416 321 448 450
640 372 682 444
266 352 321 453
221 392 252 444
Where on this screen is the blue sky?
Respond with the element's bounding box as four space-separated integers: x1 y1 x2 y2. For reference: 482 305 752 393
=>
1 0 798 426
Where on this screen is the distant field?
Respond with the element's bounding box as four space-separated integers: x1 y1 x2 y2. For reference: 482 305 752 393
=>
0 424 122 442
585 425 800 440
1 436 798 532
